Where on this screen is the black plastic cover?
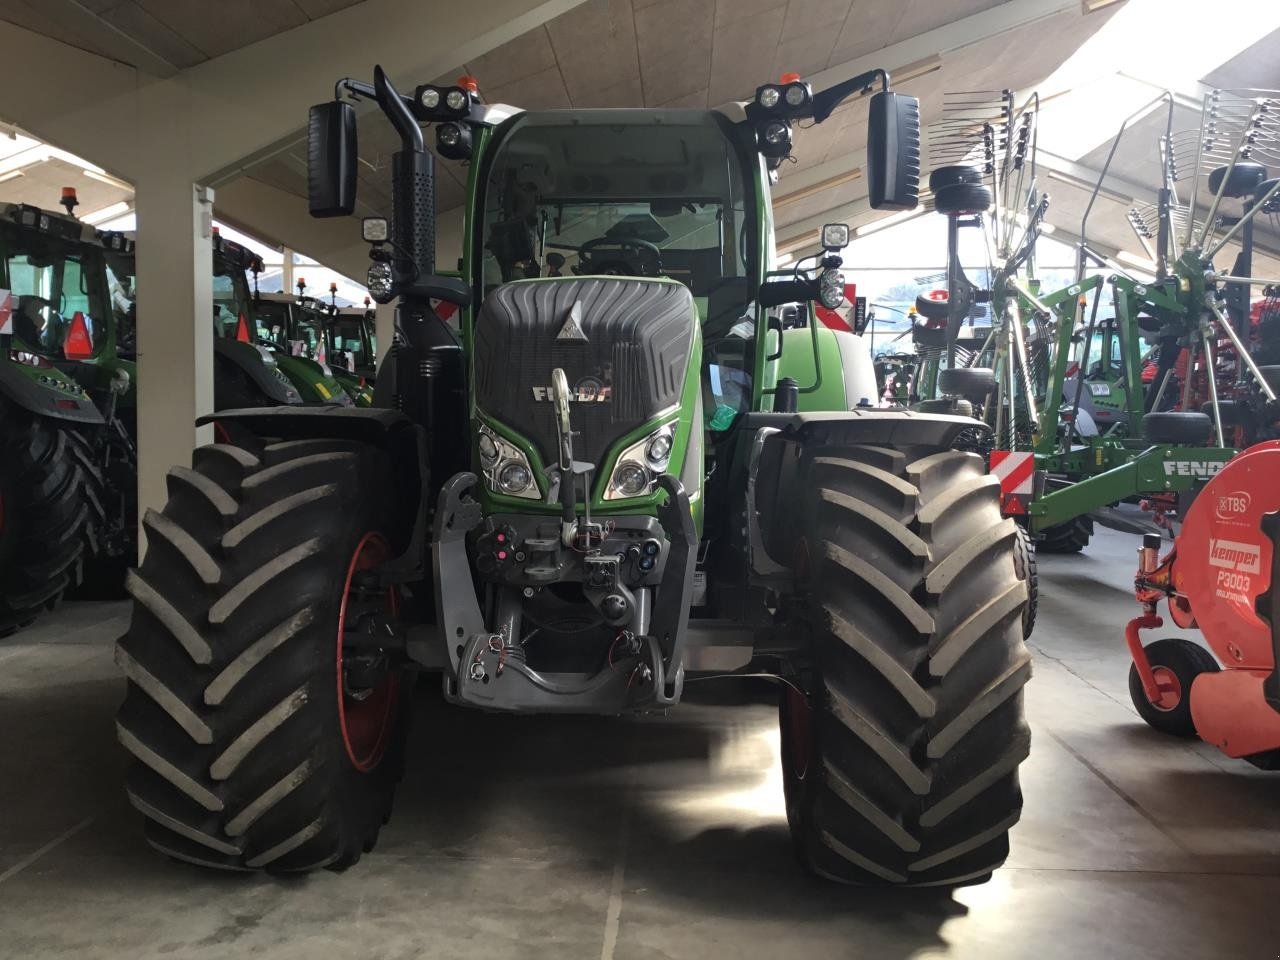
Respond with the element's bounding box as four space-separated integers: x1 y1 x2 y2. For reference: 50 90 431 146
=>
308 101 358 218
866 91 921 211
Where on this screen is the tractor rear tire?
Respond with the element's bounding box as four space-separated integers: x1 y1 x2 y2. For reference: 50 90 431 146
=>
63 427 132 599
0 408 92 634
116 436 409 873
1012 524 1038 639
1037 515 1093 554
780 443 1031 886
1128 638 1219 738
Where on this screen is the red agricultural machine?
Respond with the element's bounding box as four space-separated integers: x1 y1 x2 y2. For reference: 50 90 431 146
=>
1127 440 1280 765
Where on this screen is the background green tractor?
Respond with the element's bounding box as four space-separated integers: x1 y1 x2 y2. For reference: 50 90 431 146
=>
0 200 114 628
117 66 1032 886
249 287 359 406
325 300 378 405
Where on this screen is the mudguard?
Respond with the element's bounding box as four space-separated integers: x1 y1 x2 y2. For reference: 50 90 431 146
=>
213 339 301 406
0 357 104 424
749 409 988 566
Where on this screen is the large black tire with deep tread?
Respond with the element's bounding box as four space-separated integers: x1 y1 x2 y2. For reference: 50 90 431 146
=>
1037 515 1093 554
0 406 93 633
1012 524 1038 639
63 427 131 599
116 436 408 873
780 443 1031 887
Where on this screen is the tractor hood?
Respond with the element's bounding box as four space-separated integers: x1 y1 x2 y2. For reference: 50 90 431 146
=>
472 276 698 504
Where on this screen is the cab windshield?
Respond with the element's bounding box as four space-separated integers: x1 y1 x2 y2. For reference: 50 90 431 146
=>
1 225 108 358
329 315 372 369
478 110 753 324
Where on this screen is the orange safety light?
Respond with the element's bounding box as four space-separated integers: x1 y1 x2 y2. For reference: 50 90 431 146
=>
779 72 802 84
63 311 93 359
235 312 252 343
457 75 480 94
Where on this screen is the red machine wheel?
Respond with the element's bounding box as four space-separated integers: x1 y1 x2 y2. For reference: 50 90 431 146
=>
1129 638 1219 737
337 532 400 772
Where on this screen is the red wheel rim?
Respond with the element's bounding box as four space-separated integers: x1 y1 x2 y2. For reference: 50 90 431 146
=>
336 532 399 772
1149 666 1182 711
926 289 948 302
783 686 813 780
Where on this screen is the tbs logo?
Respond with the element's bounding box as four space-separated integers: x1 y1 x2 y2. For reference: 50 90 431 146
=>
1215 490 1251 521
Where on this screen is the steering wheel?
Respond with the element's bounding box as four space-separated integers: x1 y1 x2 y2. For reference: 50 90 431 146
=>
14 295 59 347
575 237 663 277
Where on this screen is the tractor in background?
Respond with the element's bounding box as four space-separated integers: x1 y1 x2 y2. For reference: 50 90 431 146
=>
245 284 356 407
0 195 306 628
116 65 1033 886
0 194 117 628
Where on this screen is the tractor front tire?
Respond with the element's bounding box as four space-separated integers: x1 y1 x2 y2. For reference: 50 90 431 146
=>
1128 638 1218 738
0 408 92 634
116 437 409 872
1037 515 1093 554
780 443 1031 886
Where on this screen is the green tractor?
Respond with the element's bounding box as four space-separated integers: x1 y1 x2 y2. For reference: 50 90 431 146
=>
246 288 356 406
116 66 1032 885
0 199 118 628
325 299 378 405
0 202 306 629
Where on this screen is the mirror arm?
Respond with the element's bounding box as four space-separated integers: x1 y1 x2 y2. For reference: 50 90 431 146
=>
811 68 890 124
373 65 424 153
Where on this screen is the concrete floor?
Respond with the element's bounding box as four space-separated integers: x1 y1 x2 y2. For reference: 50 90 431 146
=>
3 527 1280 959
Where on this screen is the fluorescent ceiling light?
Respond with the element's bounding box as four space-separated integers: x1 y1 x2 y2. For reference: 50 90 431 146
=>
0 170 24 184
82 201 131 225
83 169 132 191
856 209 925 237
1082 0 1124 12
1047 169 1132 206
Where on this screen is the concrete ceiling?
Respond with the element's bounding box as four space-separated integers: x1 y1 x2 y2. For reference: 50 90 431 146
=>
0 0 367 74
4 0 1277 290
231 0 1124 254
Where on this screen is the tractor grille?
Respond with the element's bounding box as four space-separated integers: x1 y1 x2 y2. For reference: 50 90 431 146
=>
473 278 696 468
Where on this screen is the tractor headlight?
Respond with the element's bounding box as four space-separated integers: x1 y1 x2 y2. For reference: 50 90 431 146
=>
645 431 673 469
367 261 394 302
763 121 789 145
605 421 677 500
478 424 540 500
784 82 810 108
611 461 648 498
757 85 781 110
435 121 473 159
498 461 532 495
444 88 469 112
420 87 441 109
818 268 845 309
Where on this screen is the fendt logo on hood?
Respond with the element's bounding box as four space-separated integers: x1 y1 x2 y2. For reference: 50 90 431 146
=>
1215 490 1251 521
531 376 611 403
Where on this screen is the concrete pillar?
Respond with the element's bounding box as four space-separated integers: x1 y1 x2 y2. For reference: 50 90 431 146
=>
134 174 215 528
281 246 294 296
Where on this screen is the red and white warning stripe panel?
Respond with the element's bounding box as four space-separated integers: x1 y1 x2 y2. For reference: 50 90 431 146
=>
990 450 1034 515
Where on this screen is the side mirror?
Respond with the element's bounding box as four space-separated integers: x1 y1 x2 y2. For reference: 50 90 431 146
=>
308 101 358 218
866 91 920 211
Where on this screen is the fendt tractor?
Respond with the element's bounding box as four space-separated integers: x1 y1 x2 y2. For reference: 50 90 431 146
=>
116 66 1032 886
